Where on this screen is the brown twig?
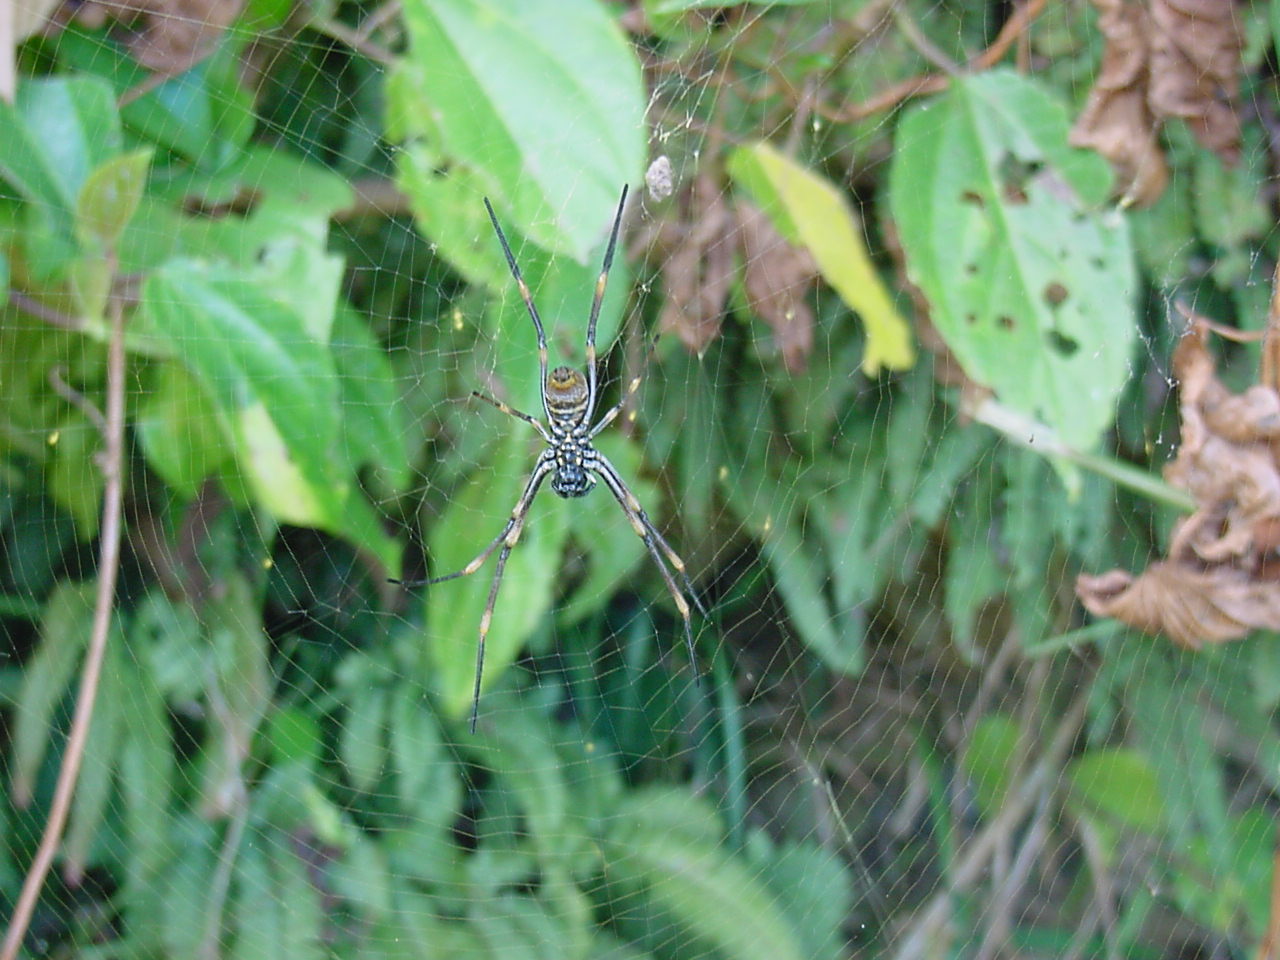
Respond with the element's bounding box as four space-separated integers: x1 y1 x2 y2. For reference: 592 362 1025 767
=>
1257 823 1280 960
824 0 1048 123
9 289 83 331
1 288 127 960
48 366 107 435
890 686 1089 960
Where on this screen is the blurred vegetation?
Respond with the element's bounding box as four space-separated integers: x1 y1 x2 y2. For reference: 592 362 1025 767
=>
2 0 1280 958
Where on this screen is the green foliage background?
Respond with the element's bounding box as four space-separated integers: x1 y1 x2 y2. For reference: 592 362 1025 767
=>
2 1 1279 958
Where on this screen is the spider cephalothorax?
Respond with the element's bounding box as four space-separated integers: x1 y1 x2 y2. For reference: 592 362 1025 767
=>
393 185 705 731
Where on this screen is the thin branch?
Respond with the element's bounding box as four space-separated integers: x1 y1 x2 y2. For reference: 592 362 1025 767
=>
890 688 1089 960
965 393 1198 514
824 0 1047 122
48 365 107 435
1 288 127 960
9 289 83 331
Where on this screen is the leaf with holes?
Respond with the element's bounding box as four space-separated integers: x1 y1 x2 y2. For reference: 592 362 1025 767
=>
890 68 1136 452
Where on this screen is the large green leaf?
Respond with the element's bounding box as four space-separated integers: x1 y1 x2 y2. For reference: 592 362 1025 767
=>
890 68 1136 452
396 0 645 261
143 260 398 570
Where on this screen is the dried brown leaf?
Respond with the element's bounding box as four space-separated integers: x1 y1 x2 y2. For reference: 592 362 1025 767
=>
1163 327 1280 563
656 174 735 355
1076 562 1280 649
1070 0 1241 206
1069 0 1168 206
737 202 817 373
1149 0 1242 162
1076 318 1280 648
80 0 243 73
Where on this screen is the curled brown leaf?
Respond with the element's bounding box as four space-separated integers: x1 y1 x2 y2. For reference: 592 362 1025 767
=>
1070 0 1241 206
1076 319 1280 647
738 202 818 373
1077 562 1280 649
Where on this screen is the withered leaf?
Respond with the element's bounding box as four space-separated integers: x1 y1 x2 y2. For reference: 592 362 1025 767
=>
1076 320 1280 648
738 202 818 373
1077 563 1280 649
80 0 244 73
1070 0 1241 207
656 174 736 355
1148 0 1242 162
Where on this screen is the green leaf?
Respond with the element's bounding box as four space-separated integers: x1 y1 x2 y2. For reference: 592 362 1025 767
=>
265 707 322 766
65 640 126 880
729 141 915 373
118 652 175 890
427 430 570 724
961 713 1020 818
0 75 121 244
396 0 645 261
388 683 460 823
55 26 252 165
890 68 1136 451
468 720 570 857
10 582 95 805
136 359 234 498
143 259 399 570
332 307 411 492
1066 748 1166 832
341 685 389 791
229 835 286 960
602 829 805 960
47 414 104 539
74 147 153 251
750 838 854 960
764 518 862 676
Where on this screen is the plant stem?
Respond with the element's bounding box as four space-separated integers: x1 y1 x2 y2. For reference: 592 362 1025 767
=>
1 288 126 960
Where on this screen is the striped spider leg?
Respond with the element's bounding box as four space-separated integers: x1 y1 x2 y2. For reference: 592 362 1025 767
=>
395 185 704 731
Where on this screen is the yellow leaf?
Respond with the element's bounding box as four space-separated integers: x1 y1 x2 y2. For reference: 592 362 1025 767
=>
732 141 915 374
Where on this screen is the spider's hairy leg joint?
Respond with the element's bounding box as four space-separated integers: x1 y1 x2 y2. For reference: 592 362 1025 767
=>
594 271 608 299
674 593 690 617
463 556 486 575
517 279 532 300
479 607 493 637
627 515 646 538
669 554 686 572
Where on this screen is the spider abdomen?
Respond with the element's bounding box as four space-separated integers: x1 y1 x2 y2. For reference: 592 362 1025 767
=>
546 366 589 426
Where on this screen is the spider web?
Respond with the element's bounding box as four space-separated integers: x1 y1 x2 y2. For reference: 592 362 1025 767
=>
1 2 1277 959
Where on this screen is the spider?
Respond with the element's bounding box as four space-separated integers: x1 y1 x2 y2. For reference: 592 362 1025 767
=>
399 185 705 731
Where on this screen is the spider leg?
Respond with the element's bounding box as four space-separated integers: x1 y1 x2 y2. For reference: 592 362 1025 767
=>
390 454 551 589
589 449 707 616
589 453 703 682
585 185 630 420
587 375 642 439
471 390 550 442
484 197 551 421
